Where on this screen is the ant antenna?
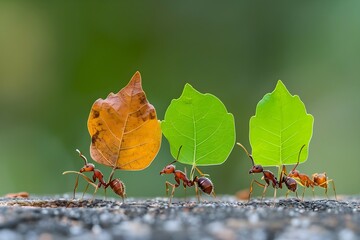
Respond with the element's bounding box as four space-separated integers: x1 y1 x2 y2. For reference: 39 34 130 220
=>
236 143 255 166
76 149 88 165
291 144 306 172
167 145 183 165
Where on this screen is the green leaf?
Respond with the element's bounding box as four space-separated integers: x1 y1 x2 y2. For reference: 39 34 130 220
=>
249 80 314 167
161 83 235 166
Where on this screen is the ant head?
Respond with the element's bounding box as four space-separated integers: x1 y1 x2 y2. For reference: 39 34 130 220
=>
80 163 95 173
288 169 300 178
160 145 183 175
249 165 263 174
160 164 175 175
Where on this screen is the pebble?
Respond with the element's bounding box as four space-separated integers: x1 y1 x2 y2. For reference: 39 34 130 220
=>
0 229 22 240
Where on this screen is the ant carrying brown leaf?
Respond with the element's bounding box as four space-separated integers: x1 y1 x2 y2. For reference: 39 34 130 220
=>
63 149 126 202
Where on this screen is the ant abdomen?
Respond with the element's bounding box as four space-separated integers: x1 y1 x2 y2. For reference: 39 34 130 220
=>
282 176 297 192
109 179 126 199
194 176 214 195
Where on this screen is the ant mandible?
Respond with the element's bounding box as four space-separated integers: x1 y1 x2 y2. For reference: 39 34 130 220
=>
288 145 337 200
237 143 298 202
68 149 126 202
160 146 215 204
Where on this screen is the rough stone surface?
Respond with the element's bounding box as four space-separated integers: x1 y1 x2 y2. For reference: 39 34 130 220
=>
0 196 359 240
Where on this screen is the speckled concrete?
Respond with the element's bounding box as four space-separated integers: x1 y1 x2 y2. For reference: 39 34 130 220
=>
0 196 359 240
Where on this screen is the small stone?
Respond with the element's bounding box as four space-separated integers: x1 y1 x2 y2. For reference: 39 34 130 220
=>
0 230 22 240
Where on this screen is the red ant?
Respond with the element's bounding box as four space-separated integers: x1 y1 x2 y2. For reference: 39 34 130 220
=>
237 143 298 202
160 146 216 204
63 149 126 202
286 144 316 200
312 172 337 200
288 145 337 200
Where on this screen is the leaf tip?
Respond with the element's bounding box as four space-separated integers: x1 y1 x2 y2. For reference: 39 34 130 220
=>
134 70 141 77
275 79 286 90
122 71 143 94
276 79 284 85
130 71 142 84
183 83 194 91
180 83 198 103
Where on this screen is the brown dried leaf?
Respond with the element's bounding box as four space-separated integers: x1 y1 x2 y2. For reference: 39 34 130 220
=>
87 71 161 170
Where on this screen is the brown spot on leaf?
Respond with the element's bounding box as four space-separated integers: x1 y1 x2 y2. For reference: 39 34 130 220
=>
92 131 100 144
139 93 147 105
149 108 156 119
93 110 100 118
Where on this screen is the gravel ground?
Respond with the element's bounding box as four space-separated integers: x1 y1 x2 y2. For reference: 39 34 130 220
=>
0 196 359 240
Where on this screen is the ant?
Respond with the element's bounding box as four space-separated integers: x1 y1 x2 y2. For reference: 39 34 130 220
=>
288 145 337 200
237 143 298 202
312 172 337 200
237 143 279 201
63 149 126 202
286 144 316 200
160 146 216 204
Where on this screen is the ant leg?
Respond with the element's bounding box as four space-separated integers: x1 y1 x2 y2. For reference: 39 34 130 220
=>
286 189 299 199
184 186 187 201
272 187 277 206
301 186 306 201
211 189 216 198
81 182 90 200
195 184 201 202
106 166 117 186
91 185 99 200
328 179 337 200
104 187 107 201
164 181 170 196
249 179 266 202
63 171 98 199
73 174 80 199
165 181 176 204
261 184 268 202
248 179 254 202
317 181 330 199
194 166 209 177
251 179 267 201
324 187 329 199
169 181 176 203
321 179 337 200
184 167 188 200
121 192 126 204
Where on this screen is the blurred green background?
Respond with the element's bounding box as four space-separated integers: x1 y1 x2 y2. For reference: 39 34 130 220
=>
1 1 359 198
